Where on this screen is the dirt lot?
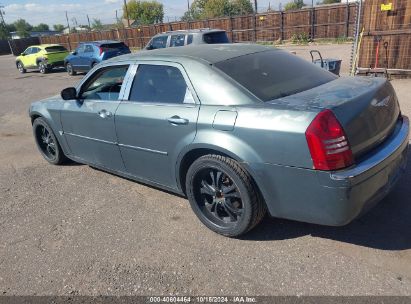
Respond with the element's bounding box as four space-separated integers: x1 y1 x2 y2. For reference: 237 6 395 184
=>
0 44 411 296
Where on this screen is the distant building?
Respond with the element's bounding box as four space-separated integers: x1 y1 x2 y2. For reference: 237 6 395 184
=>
10 30 61 40
62 26 89 34
122 18 141 28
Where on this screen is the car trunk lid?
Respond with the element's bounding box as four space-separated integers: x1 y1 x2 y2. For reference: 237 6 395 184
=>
269 77 400 159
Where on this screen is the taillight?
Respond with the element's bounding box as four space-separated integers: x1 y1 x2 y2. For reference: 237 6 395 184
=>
99 47 103 56
305 109 354 171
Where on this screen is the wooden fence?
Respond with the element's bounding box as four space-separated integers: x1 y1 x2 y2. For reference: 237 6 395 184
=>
357 0 411 74
40 3 357 50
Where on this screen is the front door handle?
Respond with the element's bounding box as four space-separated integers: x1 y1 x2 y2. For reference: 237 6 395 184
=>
167 115 189 126
98 109 112 118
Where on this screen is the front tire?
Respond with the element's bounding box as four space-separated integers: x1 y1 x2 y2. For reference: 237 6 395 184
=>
186 155 266 237
66 63 76 76
17 61 26 73
32 117 67 165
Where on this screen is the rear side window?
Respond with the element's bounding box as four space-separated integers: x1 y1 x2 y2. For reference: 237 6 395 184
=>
187 34 193 45
45 46 67 52
129 64 192 104
215 50 337 102
203 32 229 44
170 34 185 47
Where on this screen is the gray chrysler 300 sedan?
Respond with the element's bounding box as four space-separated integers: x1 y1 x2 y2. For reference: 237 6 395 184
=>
29 44 409 237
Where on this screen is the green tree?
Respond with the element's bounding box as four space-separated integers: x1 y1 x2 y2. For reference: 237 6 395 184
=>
13 19 32 38
284 0 305 11
0 24 9 40
182 0 253 21
91 18 104 30
53 24 65 32
32 23 50 31
123 0 164 25
320 0 341 4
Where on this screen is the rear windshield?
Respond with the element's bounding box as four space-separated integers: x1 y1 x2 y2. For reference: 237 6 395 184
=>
45 46 67 52
100 42 128 51
203 32 229 44
214 50 337 101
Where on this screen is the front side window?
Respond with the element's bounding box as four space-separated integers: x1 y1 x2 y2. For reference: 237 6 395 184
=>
151 36 168 49
24 47 32 55
129 64 193 104
31 47 41 54
81 65 129 101
76 44 85 54
170 34 185 47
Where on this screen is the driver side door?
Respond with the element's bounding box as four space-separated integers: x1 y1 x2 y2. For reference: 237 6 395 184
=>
60 63 130 172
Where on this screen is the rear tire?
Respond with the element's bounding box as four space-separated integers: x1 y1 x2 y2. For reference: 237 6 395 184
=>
66 63 76 76
38 61 48 74
17 61 26 73
185 154 266 237
32 117 67 165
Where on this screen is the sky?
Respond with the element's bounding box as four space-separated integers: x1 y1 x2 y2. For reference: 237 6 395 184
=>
0 0 313 27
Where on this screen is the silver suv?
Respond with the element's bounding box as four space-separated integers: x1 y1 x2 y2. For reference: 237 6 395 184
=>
144 28 229 50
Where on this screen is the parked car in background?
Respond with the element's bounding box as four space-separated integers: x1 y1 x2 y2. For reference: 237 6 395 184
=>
144 28 229 50
16 44 69 74
29 44 409 237
64 40 131 76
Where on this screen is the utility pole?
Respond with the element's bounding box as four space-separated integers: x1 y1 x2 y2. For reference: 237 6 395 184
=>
254 0 257 13
115 10 118 22
0 5 5 25
87 14 91 29
123 0 130 27
65 11 70 33
187 0 190 11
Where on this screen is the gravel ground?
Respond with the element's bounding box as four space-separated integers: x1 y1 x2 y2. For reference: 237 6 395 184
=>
0 44 411 296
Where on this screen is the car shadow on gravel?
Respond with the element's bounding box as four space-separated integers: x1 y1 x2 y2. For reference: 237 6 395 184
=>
242 144 411 251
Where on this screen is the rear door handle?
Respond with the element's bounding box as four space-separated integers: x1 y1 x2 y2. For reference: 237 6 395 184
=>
167 115 189 126
98 109 112 118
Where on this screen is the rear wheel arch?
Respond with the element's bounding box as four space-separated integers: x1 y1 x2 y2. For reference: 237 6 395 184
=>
177 146 260 197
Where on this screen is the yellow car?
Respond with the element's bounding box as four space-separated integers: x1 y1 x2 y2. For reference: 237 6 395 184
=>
16 44 69 74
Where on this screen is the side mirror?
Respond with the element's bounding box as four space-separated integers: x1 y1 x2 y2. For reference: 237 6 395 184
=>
71 51 77 55
61 87 77 100
20 53 25 56
146 45 154 50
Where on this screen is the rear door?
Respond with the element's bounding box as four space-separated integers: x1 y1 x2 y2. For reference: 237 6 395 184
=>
115 62 199 188
60 63 130 171
82 44 95 69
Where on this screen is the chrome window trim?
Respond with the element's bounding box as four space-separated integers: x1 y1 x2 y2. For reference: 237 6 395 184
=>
122 60 201 106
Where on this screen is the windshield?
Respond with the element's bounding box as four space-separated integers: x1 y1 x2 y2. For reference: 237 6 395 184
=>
45 46 67 52
203 32 229 44
214 50 337 101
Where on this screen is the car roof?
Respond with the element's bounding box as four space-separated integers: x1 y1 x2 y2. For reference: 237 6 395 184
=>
154 28 225 36
29 44 62 48
79 40 122 45
108 43 276 65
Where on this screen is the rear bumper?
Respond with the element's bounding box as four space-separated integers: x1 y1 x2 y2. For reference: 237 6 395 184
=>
46 61 65 68
251 116 409 226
